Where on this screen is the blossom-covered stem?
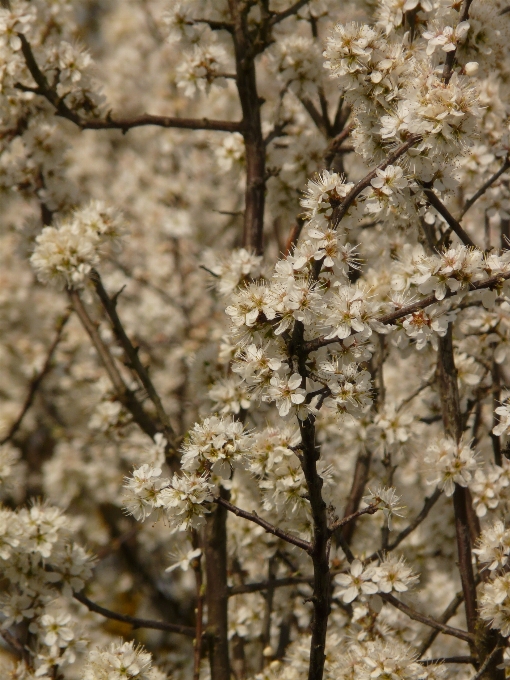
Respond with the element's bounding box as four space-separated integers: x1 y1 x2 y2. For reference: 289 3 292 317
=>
437 327 478 650
461 156 510 218
442 0 474 84
90 270 177 454
191 532 204 680
17 33 244 134
421 187 477 248
228 0 266 254
381 593 474 644
73 591 196 636
0 308 71 445
304 270 510 354
328 502 380 533
331 135 422 228
68 289 160 440
215 496 311 552
204 488 230 680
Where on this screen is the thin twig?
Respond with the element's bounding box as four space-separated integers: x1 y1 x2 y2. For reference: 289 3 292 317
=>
68 289 161 440
419 589 465 655
215 496 311 552
421 187 477 248
386 488 442 552
229 574 313 596
73 591 196 636
418 656 474 666
461 156 510 217
269 0 311 26
329 502 380 534
381 593 473 644
90 270 177 452
471 646 504 680
0 309 71 445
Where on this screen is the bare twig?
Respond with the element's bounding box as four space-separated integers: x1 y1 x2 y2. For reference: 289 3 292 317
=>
269 0 311 26
73 591 196 636
329 502 380 534
421 187 477 248
229 574 313 596
68 289 161 441
0 309 71 445
471 647 504 680
215 496 311 552
90 270 177 453
386 488 442 552
418 657 474 666
461 156 510 218
381 593 473 644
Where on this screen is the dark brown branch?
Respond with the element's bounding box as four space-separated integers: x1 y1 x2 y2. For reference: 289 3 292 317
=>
90 270 177 453
337 448 372 545
229 574 313 596
68 289 160 441
381 593 474 644
422 187 477 248
324 125 353 168
205 487 231 680
229 0 267 254
17 33 243 134
73 591 196 636
0 309 71 445
215 496 311 552
192 533 204 680
461 156 510 218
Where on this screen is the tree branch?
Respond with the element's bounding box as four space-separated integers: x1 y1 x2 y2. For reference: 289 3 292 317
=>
461 156 510 218
0 309 71 445
381 593 474 644
329 502 380 534
215 496 311 552
90 270 177 453
304 269 510 353
73 591 196 636
68 289 161 441
269 0 311 26
17 33 243 134
421 187 477 248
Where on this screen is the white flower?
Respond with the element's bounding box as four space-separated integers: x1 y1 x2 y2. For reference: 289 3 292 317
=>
264 373 306 417
83 640 162 680
334 559 378 603
425 438 478 496
158 473 215 530
165 547 201 573
372 555 418 593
